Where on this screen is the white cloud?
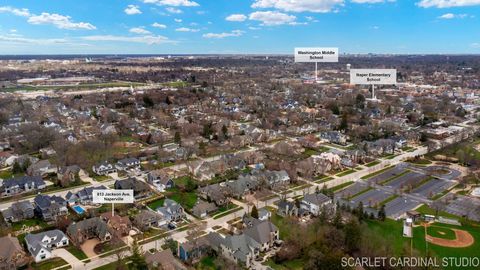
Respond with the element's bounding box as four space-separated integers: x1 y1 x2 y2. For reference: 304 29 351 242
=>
174 18 182 22
130 27 151 34
417 0 480 8
438 13 468 18
125 5 142 15
0 6 30 17
28 13 96 30
251 0 344 13
152 22 167 28
175 27 199 32
82 35 172 45
249 11 296 26
226 14 247 22
0 35 67 45
351 0 393 3
166 7 183 13
203 30 244 38
142 0 199 7
471 42 480 48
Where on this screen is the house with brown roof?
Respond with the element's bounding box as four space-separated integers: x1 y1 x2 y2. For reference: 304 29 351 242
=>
0 235 28 270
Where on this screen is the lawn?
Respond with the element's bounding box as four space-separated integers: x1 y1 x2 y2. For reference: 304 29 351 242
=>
329 181 354 193
196 255 216 269
265 258 304 270
165 187 197 210
30 257 69 270
336 169 356 177
0 169 16 179
11 219 50 231
147 198 165 210
212 206 242 220
92 175 111 182
361 165 395 180
379 170 410 185
427 226 456 240
365 160 381 167
66 245 89 260
415 204 460 220
407 158 433 165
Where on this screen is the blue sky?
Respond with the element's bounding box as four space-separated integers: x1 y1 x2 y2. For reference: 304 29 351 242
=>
0 0 479 54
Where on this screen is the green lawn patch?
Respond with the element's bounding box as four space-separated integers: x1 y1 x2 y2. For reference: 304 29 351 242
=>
66 245 89 261
336 169 356 177
265 258 304 270
365 160 381 167
427 226 456 240
147 198 165 210
314 176 334 184
379 170 410 185
11 219 50 231
92 175 111 182
330 181 354 193
212 206 242 220
30 257 68 270
361 165 395 180
378 195 399 206
167 188 197 210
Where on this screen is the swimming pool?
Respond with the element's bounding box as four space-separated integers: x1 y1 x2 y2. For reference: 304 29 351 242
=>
72 205 86 215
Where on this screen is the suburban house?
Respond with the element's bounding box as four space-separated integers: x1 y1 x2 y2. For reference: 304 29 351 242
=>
147 170 174 192
26 160 57 177
156 199 186 223
34 194 68 221
198 183 231 206
2 200 35 223
277 200 298 217
243 220 279 252
92 161 117 176
101 213 132 237
114 178 152 199
0 235 28 269
67 217 112 245
226 174 259 199
65 185 108 205
178 232 224 263
258 208 271 221
57 165 85 186
0 176 46 197
263 170 290 188
319 131 349 145
25 230 69 262
145 249 187 270
192 200 218 218
300 193 332 216
219 234 260 268
115 157 141 171
133 210 166 230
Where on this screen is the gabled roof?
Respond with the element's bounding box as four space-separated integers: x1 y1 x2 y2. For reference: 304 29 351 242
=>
25 229 67 256
302 193 331 206
243 220 278 245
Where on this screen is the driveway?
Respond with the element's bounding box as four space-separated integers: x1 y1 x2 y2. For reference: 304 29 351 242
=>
52 248 84 270
81 239 101 258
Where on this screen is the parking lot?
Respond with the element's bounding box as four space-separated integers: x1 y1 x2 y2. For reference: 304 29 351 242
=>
335 182 369 199
411 178 456 198
445 195 480 222
351 189 392 208
384 171 426 190
366 166 406 184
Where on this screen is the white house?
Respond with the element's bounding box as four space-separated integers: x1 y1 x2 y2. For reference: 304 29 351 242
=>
25 229 69 262
300 193 332 216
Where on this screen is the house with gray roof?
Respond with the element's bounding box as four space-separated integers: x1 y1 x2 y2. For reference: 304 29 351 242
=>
114 178 152 199
67 217 112 245
192 200 218 218
27 160 57 178
92 161 117 176
34 194 68 221
133 210 167 231
277 200 298 217
300 193 332 216
25 229 69 262
243 220 279 252
2 200 34 223
116 157 140 171
65 185 108 205
156 199 186 223
0 176 46 197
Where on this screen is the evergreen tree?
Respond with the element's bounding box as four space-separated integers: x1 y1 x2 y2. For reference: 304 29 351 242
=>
356 201 364 222
22 158 31 172
378 204 386 221
174 131 181 145
333 209 343 229
222 124 228 139
129 240 148 270
12 161 22 174
251 205 259 219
